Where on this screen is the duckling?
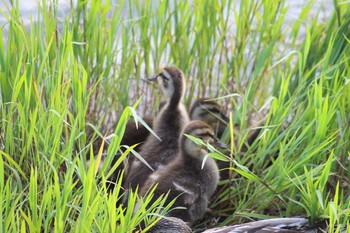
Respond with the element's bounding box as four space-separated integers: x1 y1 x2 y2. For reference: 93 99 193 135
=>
139 121 225 225
124 66 190 193
190 98 229 138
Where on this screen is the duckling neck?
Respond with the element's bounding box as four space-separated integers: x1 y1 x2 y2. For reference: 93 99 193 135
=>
168 85 183 109
181 148 208 169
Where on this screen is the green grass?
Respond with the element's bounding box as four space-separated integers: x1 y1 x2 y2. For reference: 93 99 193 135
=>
1 0 349 232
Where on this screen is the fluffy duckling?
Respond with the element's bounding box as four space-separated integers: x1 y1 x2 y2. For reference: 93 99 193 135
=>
139 121 224 225
190 98 229 138
124 66 190 193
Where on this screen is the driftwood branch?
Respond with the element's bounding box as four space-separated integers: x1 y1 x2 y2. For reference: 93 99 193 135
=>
202 217 311 233
147 217 328 233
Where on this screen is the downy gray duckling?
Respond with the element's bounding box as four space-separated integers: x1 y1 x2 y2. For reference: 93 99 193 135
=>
139 121 225 225
124 66 190 194
190 98 229 138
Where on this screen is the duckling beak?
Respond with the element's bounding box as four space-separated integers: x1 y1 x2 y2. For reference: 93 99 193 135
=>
214 137 228 149
147 74 159 81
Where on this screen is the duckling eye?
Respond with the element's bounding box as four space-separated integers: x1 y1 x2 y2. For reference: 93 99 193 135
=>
207 108 220 114
158 73 170 88
159 73 169 81
162 78 169 88
199 108 220 117
199 105 221 114
197 133 214 139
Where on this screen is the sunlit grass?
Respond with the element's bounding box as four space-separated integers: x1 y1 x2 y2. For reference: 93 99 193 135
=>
0 0 349 232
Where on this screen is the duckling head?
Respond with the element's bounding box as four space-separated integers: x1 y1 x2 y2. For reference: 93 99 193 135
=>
148 67 186 105
182 121 226 160
190 98 229 129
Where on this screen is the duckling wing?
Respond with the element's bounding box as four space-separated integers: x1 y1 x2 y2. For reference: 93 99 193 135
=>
172 177 210 223
172 180 199 205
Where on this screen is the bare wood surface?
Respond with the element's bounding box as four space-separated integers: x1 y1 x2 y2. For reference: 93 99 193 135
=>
147 217 320 233
202 217 312 233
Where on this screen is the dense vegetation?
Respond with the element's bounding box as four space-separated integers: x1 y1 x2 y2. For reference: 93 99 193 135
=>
0 0 349 232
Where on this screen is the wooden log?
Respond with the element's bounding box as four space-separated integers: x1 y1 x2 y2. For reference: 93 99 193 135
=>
202 217 311 233
146 216 330 233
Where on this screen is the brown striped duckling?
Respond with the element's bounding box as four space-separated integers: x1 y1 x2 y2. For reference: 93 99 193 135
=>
190 98 229 138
